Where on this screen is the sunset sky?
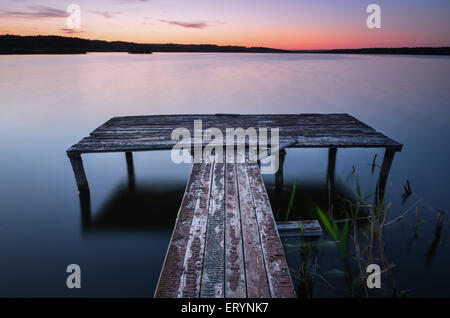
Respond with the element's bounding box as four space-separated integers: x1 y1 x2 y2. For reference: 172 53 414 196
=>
1 0 449 50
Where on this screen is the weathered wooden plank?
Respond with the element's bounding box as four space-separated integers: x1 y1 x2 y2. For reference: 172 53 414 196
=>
82 132 390 142
201 163 225 298
90 115 373 136
294 135 401 149
77 134 394 146
224 163 246 298
69 131 401 151
236 164 270 298
90 125 377 136
92 118 372 130
108 113 365 125
277 220 323 237
178 163 213 298
95 116 371 126
107 113 347 121
247 163 296 298
154 163 203 298
88 129 380 144
69 143 401 155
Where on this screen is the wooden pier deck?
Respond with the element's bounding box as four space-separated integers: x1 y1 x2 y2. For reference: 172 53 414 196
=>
67 113 402 298
67 113 402 154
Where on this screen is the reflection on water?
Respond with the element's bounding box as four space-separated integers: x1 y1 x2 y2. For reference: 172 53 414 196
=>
78 152 184 233
0 53 450 297
80 183 182 233
268 178 360 221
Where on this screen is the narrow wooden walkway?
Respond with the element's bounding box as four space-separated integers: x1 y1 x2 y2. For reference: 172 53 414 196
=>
154 162 295 298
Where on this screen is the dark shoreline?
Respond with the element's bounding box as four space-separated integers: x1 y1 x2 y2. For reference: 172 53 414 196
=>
0 49 87 55
1 34 449 56
292 47 450 56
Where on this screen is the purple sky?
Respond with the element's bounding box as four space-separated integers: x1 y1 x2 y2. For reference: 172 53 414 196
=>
1 0 449 49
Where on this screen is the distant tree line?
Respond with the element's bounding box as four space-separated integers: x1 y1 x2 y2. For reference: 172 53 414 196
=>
0 34 449 55
293 47 450 55
0 35 287 54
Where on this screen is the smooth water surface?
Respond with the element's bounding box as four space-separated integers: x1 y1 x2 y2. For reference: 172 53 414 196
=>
0 53 449 297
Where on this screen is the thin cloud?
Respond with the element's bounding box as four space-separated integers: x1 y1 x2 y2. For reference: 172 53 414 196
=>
159 19 210 29
60 28 84 34
0 5 69 19
90 11 122 19
118 0 151 3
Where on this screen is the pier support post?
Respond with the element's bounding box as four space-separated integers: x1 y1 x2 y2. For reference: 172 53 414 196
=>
79 192 91 231
125 152 136 192
275 149 286 193
376 148 396 205
327 148 337 212
68 152 90 194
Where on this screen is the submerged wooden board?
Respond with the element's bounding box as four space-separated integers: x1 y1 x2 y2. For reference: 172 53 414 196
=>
155 162 296 298
67 114 402 154
277 220 323 237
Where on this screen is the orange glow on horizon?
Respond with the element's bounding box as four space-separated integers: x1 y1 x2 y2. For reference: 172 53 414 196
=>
1 1 449 50
3 27 445 51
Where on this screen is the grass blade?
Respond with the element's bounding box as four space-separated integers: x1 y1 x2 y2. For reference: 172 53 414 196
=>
285 178 297 221
316 206 337 241
356 176 362 200
339 220 349 257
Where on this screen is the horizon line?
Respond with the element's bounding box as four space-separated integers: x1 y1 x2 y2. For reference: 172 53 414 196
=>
2 34 450 52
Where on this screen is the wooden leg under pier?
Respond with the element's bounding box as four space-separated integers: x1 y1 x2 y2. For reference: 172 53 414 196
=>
125 152 136 192
376 148 396 205
68 153 90 194
275 149 286 193
79 191 91 231
327 148 337 212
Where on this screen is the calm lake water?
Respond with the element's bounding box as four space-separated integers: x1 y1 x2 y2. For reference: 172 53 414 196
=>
0 53 449 297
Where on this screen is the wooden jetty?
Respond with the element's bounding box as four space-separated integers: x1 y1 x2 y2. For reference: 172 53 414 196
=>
67 113 402 298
